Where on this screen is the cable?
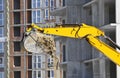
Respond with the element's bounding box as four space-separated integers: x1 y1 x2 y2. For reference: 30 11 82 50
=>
104 35 120 50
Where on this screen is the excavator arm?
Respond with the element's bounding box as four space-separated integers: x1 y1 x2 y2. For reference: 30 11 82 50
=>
25 23 120 66
27 23 105 38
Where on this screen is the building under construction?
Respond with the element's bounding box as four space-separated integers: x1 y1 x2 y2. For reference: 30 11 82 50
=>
5 0 57 78
2 0 120 78
51 0 120 78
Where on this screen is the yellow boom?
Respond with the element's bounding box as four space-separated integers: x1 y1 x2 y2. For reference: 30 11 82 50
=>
26 23 120 66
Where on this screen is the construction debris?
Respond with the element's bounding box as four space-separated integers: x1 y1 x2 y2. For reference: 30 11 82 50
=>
35 31 56 55
24 31 56 55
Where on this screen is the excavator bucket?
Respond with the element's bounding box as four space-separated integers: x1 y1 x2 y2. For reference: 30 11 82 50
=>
23 31 59 69
23 31 56 55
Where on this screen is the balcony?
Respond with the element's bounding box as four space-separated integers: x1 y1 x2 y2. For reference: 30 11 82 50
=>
50 6 66 16
83 0 115 8
59 62 67 71
83 0 97 8
100 23 116 32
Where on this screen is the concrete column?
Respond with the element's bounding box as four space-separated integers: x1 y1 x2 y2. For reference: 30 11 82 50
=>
99 59 106 78
98 0 104 26
98 0 106 78
116 0 120 78
116 23 120 78
92 2 99 26
5 0 10 78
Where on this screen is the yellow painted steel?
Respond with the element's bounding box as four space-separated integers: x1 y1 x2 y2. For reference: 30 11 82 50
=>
86 35 120 66
29 23 104 38
26 23 120 66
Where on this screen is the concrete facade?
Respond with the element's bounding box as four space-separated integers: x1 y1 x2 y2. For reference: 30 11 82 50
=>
51 0 117 78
